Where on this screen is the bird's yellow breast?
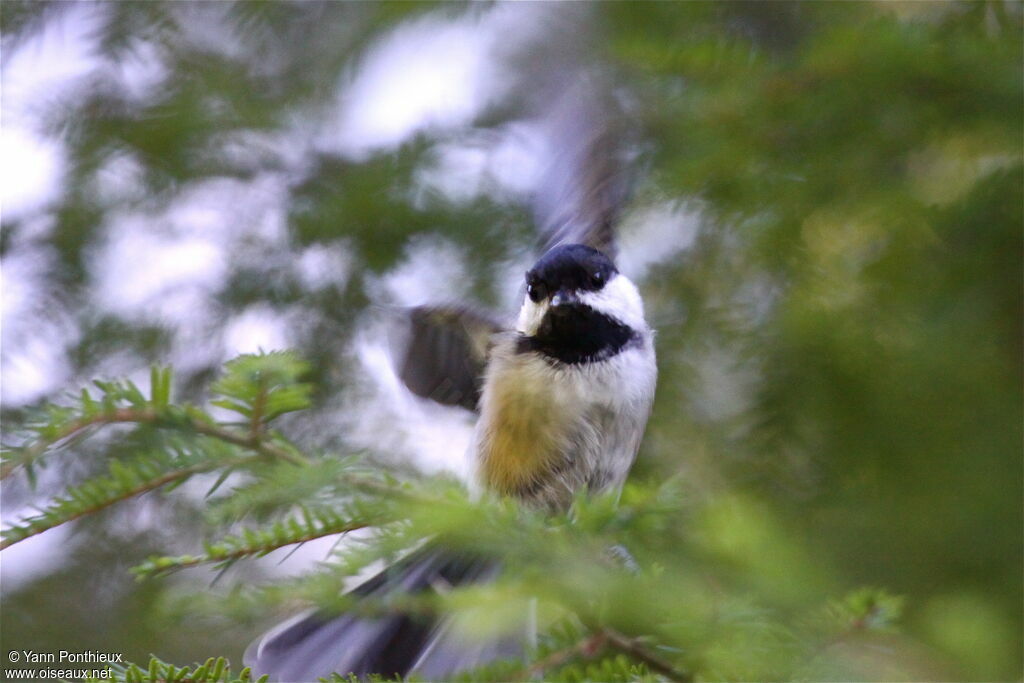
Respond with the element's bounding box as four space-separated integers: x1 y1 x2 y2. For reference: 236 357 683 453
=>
475 357 570 497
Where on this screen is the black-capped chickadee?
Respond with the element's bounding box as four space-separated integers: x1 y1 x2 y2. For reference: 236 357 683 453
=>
471 241 656 511
247 78 656 682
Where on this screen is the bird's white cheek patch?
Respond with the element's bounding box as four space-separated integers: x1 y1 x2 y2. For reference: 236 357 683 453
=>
516 298 548 335
576 275 646 331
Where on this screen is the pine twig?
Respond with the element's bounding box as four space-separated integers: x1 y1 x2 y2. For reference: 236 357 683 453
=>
133 519 373 577
602 627 692 683
523 627 691 682
0 456 252 550
1 408 308 480
249 378 268 443
524 631 609 679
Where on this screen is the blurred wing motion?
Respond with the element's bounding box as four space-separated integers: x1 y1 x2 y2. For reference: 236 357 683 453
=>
246 547 510 681
396 305 503 411
395 82 633 410
532 78 634 260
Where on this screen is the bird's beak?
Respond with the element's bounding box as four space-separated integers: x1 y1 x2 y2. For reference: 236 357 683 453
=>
550 290 579 308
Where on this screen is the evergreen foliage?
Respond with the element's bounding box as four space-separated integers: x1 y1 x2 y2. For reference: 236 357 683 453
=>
2 2 1020 680
0 355 970 680
86 655 267 683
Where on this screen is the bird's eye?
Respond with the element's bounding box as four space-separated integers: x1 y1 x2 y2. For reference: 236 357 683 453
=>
527 283 543 302
591 271 605 287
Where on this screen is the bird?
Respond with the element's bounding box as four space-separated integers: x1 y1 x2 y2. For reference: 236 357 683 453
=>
246 76 657 682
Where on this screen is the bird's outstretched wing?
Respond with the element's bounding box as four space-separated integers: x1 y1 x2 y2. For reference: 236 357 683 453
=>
395 305 504 412
532 77 634 261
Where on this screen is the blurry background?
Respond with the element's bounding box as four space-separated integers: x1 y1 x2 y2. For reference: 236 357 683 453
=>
1 1 1021 680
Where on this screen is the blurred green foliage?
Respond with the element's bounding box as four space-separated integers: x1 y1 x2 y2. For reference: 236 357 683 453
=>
1 1 1021 681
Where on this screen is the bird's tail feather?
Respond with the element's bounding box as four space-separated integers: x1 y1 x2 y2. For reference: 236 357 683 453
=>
245 547 510 682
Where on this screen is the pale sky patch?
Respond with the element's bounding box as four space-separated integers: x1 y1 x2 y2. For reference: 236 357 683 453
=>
617 201 703 282
1 331 74 406
296 243 352 292
367 235 471 307
324 11 505 158
1 3 103 125
0 127 65 222
94 215 227 324
413 122 544 206
223 305 292 356
0 524 73 594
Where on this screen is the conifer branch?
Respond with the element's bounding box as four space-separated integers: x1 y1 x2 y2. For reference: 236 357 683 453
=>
1 454 253 550
525 631 609 679
133 512 376 578
1 407 308 481
3 354 313 482
524 627 692 683
249 375 268 443
88 655 266 683
601 628 693 683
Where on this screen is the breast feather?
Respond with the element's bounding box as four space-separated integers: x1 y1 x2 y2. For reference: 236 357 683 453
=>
475 353 571 495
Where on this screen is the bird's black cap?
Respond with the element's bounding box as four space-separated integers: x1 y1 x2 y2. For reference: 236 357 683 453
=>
525 244 617 302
